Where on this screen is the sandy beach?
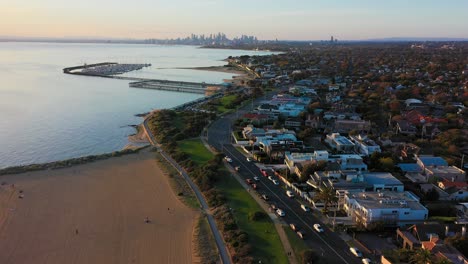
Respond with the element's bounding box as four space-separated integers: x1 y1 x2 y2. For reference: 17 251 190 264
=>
0 150 198 264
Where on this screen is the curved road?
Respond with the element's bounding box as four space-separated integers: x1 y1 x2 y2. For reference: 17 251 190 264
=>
142 119 231 264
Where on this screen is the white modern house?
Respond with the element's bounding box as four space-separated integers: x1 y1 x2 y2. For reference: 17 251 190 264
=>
344 191 428 227
325 133 355 152
350 134 381 156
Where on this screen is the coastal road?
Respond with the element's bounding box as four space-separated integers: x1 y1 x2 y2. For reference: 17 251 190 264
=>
206 93 362 264
142 119 232 264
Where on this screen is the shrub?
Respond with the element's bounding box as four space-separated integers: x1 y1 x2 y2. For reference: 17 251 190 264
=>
248 211 268 221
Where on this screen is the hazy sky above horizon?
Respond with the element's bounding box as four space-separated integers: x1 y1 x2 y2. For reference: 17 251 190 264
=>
1 0 467 40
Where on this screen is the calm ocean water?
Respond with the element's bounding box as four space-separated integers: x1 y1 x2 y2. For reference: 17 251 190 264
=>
0 42 272 168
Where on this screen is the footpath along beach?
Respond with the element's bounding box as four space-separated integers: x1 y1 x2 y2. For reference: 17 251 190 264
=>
0 149 198 264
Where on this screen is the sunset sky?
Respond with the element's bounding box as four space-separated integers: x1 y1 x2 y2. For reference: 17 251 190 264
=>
1 0 467 40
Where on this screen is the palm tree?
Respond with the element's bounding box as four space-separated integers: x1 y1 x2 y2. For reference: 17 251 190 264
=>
410 248 432 264
313 186 338 213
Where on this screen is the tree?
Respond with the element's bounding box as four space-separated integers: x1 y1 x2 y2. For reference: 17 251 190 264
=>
410 248 432 264
379 157 395 172
301 161 327 181
313 186 338 213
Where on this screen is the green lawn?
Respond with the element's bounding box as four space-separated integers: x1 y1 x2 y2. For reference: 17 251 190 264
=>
178 139 214 166
178 138 288 263
217 170 288 264
217 94 237 113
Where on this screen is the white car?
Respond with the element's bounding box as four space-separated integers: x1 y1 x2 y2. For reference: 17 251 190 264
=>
313 223 324 233
253 176 260 181
246 157 252 162
362 258 372 264
224 156 232 163
349 247 362 257
268 176 274 181
300 204 310 212
276 209 285 217
272 180 279 185
286 190 294 198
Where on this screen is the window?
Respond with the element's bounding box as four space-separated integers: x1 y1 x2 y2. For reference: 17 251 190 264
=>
404 212 410 215
392 210 398 214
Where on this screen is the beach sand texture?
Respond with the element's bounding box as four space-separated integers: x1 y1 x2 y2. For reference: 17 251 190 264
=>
0 150 197 264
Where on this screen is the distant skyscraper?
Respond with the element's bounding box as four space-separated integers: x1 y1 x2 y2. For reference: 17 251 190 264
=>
331 36 334 42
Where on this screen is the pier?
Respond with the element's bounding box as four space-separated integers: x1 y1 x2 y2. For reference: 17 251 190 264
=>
63 63 223 95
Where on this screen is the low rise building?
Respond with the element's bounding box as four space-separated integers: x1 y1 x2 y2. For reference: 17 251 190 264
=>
350 134 381 156
325 133 355 152
344 191 428 227
334 119 371 133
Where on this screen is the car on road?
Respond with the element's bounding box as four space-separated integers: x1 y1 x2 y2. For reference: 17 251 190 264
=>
261 194 269 201
362 258 372 264
252 184 258 190
272 179 279 185
296 230 305 239
260 169 268 177
246 157 252 162
313 223 324 233
253 176 260 181
276 209 285 217
300 204 310 212
224 156 232 163
268 176 274 181
270 203 277 210
349 247 362 257
235 166 240 171
246 179 253 184
289 223 299 231
286 190 294 198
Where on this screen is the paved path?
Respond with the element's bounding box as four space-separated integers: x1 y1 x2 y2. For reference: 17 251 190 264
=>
201 138 299 264
142 119 231 264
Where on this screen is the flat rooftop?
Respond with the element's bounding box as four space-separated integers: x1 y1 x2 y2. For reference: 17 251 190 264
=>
363 172 403 186
347 191 427 211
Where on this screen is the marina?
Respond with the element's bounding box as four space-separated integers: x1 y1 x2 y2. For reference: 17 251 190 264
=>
63 62 223 94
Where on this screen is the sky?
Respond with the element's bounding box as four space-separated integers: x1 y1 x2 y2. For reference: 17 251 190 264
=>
1 0 467 40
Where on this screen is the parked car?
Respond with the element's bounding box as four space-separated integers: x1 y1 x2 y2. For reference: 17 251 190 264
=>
289 223 299 231
276 209 285 217
313 224 324 233
268 176 274 181
296 230 305 239
252 184 258 190
246 179 253 184
261 194 269 201
272 180 279 185
261 170 268 177
286 190 294 198
235 166 240 171
270 203 277 210
349 247 362 257
246 157 252 162
300 204 310 212
362 259 372 264
253 176 260 181
224 156 232 163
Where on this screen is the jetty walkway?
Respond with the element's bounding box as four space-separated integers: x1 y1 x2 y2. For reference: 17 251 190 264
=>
63 62 222 94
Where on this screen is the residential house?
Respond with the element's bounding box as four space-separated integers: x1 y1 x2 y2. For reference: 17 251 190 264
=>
396 224 468 264
284 117 302 130
417 156 466 182
334 119 371 133
325 133 355 152
437 179 468 201
350 134 381 156
345 191 428 227
395 120 417 135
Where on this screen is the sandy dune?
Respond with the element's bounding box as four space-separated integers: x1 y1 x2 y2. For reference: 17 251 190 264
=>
0 150 197 264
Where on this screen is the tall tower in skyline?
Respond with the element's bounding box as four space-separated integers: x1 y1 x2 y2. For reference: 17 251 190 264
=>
331 36 334 42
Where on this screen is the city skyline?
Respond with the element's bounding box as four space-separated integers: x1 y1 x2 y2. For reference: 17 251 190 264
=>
2 0 468 41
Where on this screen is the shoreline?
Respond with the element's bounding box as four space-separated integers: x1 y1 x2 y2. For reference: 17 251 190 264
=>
0 146 150 176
